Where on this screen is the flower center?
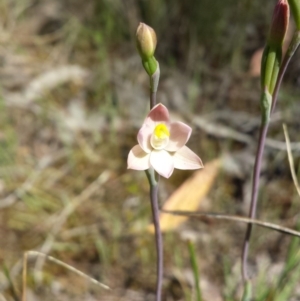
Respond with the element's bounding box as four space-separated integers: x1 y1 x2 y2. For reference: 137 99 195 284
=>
150 123 170 150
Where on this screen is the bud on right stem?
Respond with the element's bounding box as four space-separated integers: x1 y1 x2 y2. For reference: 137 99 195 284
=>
261 0 290 96
268 0 290 48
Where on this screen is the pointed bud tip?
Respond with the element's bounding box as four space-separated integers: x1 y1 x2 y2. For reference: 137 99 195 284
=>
268 0 290 48
136 23 157 60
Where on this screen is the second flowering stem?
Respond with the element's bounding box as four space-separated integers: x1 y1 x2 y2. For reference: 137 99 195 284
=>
241 30 300 282
242 122 269 281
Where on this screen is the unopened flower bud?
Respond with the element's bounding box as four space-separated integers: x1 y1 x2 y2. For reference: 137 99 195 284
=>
268 0 290 48
288 0 300 29
260 45 281 94
136 23 157 60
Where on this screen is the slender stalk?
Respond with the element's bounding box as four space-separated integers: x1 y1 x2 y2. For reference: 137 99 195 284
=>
146 168 162 301
146 66 162 301
150 181 163 301
241 123 269 281
271 30 300 114
150 91 156 109
241 31 300 282
150 64 160 109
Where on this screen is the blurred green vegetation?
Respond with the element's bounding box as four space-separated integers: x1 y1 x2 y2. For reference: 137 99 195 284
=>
0 0 300 300
78 0 274 72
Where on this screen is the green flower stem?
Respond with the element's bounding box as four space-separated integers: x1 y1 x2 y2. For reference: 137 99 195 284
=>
146 66 162 301
145 168 162 301
150 64 160 109
150 91 156 110
187 240 203 301
241 30 300 283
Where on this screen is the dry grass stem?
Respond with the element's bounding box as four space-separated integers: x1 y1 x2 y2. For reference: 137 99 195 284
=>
162 210 300 237
283 124 300 197
23 250 110 300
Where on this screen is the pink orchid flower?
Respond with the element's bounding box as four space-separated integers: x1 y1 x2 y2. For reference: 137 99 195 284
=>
127 103 203 178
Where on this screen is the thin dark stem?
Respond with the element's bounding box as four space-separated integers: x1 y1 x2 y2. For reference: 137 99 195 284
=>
271 55 291 114
241 123 268 281
149 183 163 301
271 31 300 114
147 66 162 301
241 30 300 283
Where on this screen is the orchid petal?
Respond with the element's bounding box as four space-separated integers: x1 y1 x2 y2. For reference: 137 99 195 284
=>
173 146 203 170
150 150 174 178
127 145 151 170
165 122 192 152
137 124 152 153
144 103 169 128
